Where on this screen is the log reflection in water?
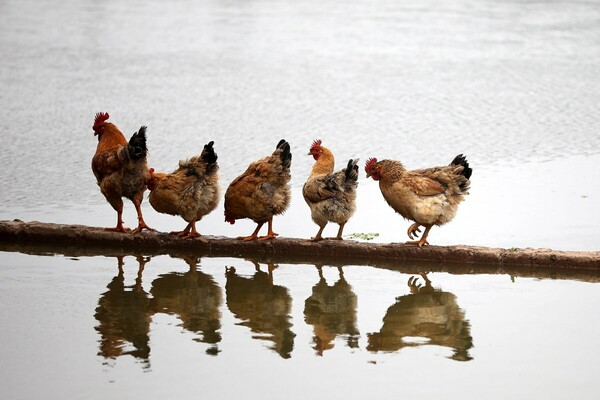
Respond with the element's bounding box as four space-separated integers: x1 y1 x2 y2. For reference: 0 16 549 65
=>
225 262 295 358
304 266 359 355
367 272 473 361
94 256 152 367
149 256 223 355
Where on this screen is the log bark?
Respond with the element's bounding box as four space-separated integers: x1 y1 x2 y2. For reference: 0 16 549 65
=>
1 220 599 278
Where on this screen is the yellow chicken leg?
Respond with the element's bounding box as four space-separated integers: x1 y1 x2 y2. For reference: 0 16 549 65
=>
170 221 192 236
310 225 326 241
239 222 264 241
183 221 201 239
259 218 279 240
131 199 154 234
105 204 131 232
334 222 346 240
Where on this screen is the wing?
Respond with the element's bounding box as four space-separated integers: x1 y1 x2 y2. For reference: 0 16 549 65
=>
401 171 447 197
91 145 126 183
303 174 338 203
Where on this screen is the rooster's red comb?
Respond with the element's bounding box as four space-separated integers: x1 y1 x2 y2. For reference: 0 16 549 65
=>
149 168 155 174
93 112 110 131
310 139 322 152
365 157 378 171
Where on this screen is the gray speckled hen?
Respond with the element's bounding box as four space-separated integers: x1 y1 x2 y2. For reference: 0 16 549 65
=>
303 140 359 241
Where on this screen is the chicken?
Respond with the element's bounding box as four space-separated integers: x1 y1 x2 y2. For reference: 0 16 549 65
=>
224 139 292 240
91 112 153 233
303 139 359 241
146 141 220 239
365 154 472 247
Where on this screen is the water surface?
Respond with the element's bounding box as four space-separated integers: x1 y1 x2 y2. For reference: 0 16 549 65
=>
1 252 599 399
1 1 599 396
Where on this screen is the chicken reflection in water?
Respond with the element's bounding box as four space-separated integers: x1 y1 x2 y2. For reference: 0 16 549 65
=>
94 256 152 367
367 272 473 361
304 266 359 355
225 262 295 358
149 256 222 355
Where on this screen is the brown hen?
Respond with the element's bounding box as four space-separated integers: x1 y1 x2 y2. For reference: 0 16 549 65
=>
146 141 220 239
365 154 472 246
224 139 292 240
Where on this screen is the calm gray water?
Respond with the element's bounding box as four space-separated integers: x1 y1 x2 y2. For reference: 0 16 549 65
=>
1 252 599 399
1 1 600 397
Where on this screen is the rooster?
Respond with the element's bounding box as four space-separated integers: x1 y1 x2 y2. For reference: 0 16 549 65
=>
91 112 153 233
146 141 220 239
303 139 359 240
365 154 472 247
224 139 292 240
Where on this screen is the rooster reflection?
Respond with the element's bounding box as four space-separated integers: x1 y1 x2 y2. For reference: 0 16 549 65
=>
367 273 473 361
304 266 359 355
94 256 152 366
225 262 295 358
150 256 223 355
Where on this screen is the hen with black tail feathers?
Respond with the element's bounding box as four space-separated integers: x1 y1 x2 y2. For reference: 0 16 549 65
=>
224 139 292 241
365 153 472 247
91 113 153 233
146 141 221 239
303 139 359 241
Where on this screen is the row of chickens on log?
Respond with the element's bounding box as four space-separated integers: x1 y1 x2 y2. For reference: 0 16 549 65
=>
91 112 472 247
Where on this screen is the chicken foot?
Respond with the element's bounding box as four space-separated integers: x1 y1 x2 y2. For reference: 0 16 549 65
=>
311 222 346 241
184 221 201 239
105 203 131 232
407 223 422 240
334 222 346 240
170 221 192 236
258 218 279 240
238 222 264 241
171 221 201 239
310 225 326 241
405 224 432 247
131 200 154 234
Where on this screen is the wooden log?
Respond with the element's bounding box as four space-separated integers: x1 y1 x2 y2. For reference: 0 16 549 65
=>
1 220 599 279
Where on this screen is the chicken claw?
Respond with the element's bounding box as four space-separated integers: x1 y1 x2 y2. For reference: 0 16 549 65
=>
238 222 264 241
407 223 422 240
405 225 432 247
131 221 154 234
170 222 192 236
259 232 279 240
258 219 278 240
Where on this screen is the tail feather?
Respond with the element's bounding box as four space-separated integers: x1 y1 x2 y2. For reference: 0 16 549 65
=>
451 154 472 180
277 139 292 171
451 154 472 191
201 141 218 173
344 158 359 183
128 126 148 161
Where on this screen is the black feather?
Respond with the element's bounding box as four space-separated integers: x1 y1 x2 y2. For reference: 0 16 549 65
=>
277 139 292 171
344 159 359 183
128 126 148 161
451 154 472 180
201 141 218 173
